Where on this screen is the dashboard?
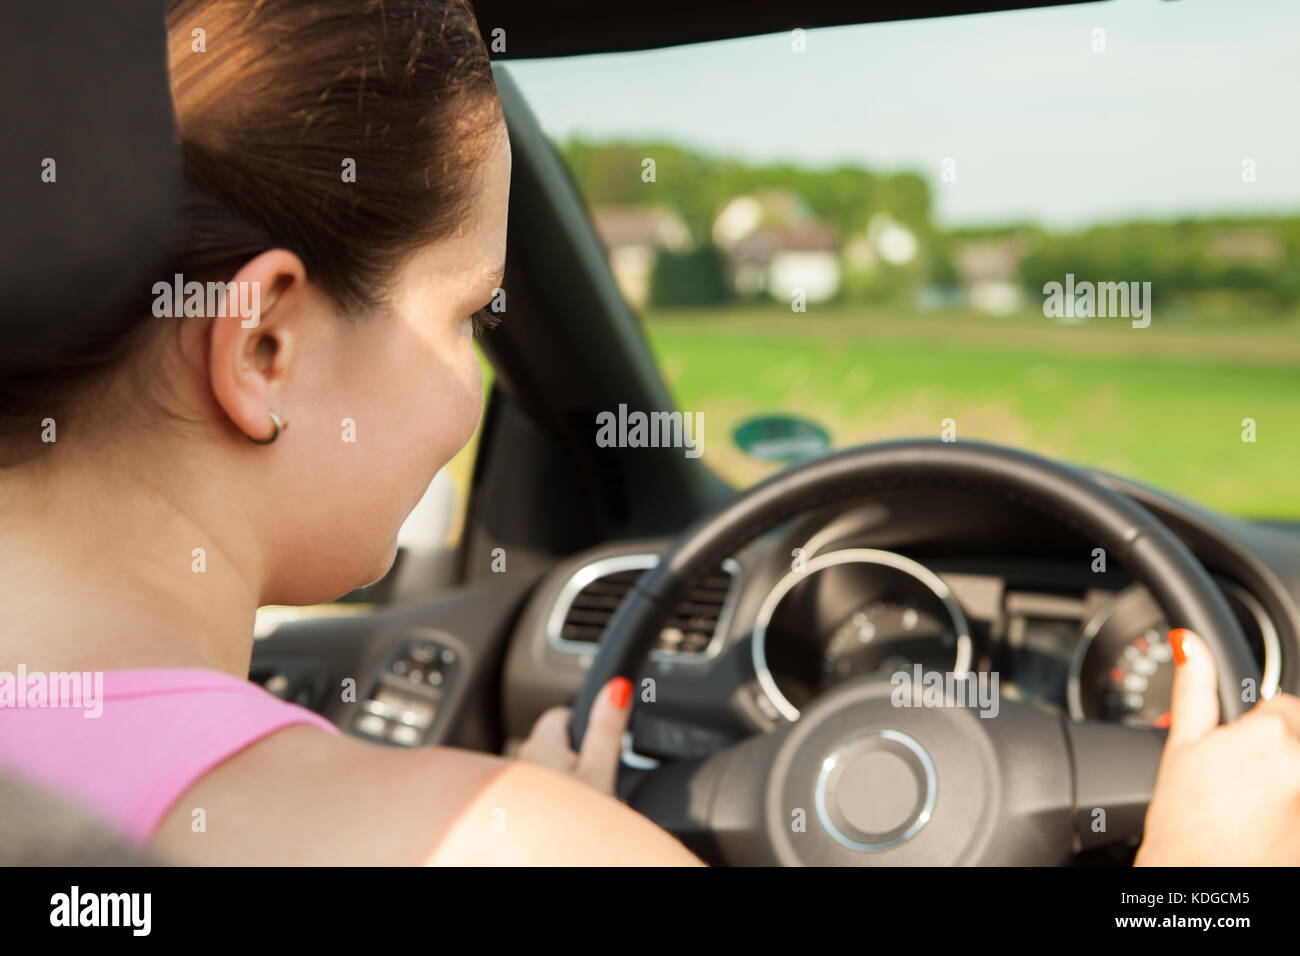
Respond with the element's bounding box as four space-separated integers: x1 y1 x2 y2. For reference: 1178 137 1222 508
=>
501 476 1299 766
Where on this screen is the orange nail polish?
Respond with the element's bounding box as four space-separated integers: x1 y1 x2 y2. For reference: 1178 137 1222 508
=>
1170 628 1189 666
608 677 632 709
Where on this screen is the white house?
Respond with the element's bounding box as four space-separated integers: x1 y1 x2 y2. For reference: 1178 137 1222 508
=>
713 191 841 302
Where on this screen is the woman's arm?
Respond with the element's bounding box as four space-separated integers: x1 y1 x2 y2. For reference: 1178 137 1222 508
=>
425 758 702 866
148 682 701 866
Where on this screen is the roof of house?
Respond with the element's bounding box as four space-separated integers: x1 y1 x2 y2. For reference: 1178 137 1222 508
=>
730 222 839 260
952 237 1026 282
590 205 690 251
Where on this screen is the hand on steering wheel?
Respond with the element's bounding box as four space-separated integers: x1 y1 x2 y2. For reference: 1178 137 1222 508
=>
518 677 633 795
1137 629 1300 865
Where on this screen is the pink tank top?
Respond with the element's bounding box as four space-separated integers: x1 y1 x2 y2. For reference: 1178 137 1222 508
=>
0 668 338 846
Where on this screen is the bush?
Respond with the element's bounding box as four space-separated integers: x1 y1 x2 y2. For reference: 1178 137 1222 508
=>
649 245 731 307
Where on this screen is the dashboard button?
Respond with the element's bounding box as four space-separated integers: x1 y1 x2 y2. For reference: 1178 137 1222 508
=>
354 713 389 738
389 723 422 747
409 643 438 665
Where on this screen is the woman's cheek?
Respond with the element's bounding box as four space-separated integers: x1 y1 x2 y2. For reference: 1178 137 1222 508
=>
442 335 483 439
461 348 485 440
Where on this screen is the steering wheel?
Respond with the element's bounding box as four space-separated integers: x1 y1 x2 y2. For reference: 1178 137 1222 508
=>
570 439 1259 865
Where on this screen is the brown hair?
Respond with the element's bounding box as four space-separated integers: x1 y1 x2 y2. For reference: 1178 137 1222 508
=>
0 0 498 448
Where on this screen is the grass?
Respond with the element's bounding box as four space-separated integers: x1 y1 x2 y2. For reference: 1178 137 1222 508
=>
639 304 1300 520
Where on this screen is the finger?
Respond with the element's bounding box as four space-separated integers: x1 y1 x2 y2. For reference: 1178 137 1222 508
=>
518 706 578 773
575 677 633 794
1166 628 1219 748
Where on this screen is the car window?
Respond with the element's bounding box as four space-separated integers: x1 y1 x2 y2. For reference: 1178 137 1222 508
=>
508 0 1300 520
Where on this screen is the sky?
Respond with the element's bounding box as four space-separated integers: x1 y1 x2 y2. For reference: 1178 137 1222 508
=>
502 0 1300 229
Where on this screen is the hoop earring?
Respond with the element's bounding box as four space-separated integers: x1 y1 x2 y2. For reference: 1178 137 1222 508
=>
247 410 288 445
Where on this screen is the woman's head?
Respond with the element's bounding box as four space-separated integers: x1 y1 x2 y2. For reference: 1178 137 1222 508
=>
0 0 508 605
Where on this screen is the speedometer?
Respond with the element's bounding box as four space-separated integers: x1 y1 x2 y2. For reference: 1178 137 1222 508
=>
752 548 972 723
822 597 957 683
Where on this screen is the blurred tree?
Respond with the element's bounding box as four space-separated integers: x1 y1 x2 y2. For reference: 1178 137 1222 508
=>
648 244 730 307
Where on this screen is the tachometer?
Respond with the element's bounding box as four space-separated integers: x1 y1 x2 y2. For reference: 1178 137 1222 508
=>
1068 580 1279 727
1074 623 1175 727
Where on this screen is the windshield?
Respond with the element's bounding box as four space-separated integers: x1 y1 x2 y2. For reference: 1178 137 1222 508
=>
508 0 1300 519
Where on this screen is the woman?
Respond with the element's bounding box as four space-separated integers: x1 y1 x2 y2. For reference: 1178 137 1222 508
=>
0 0 1295 866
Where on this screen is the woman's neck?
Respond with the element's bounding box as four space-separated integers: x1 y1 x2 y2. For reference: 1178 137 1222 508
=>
0 443 263 677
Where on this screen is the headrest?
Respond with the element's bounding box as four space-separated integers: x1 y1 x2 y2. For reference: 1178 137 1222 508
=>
0 0 180 357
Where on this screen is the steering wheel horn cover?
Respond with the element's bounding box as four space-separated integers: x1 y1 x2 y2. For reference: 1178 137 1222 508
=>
813 729 938 853
767 677 1009 865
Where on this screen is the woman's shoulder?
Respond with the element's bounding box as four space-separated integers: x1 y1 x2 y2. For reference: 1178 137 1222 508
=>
147 725 700 866
147 724 501 864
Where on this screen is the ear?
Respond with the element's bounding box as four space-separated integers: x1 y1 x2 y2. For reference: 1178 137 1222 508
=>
207 249 306 444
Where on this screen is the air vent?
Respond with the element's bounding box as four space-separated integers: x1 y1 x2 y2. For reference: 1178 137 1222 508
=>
547 555 740 661
557 567 644 644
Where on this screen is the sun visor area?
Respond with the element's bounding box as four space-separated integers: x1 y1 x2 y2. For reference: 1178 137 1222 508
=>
472 0 1098 59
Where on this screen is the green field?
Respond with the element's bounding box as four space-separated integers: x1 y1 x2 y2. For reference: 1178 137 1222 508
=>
640 305 1300 519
